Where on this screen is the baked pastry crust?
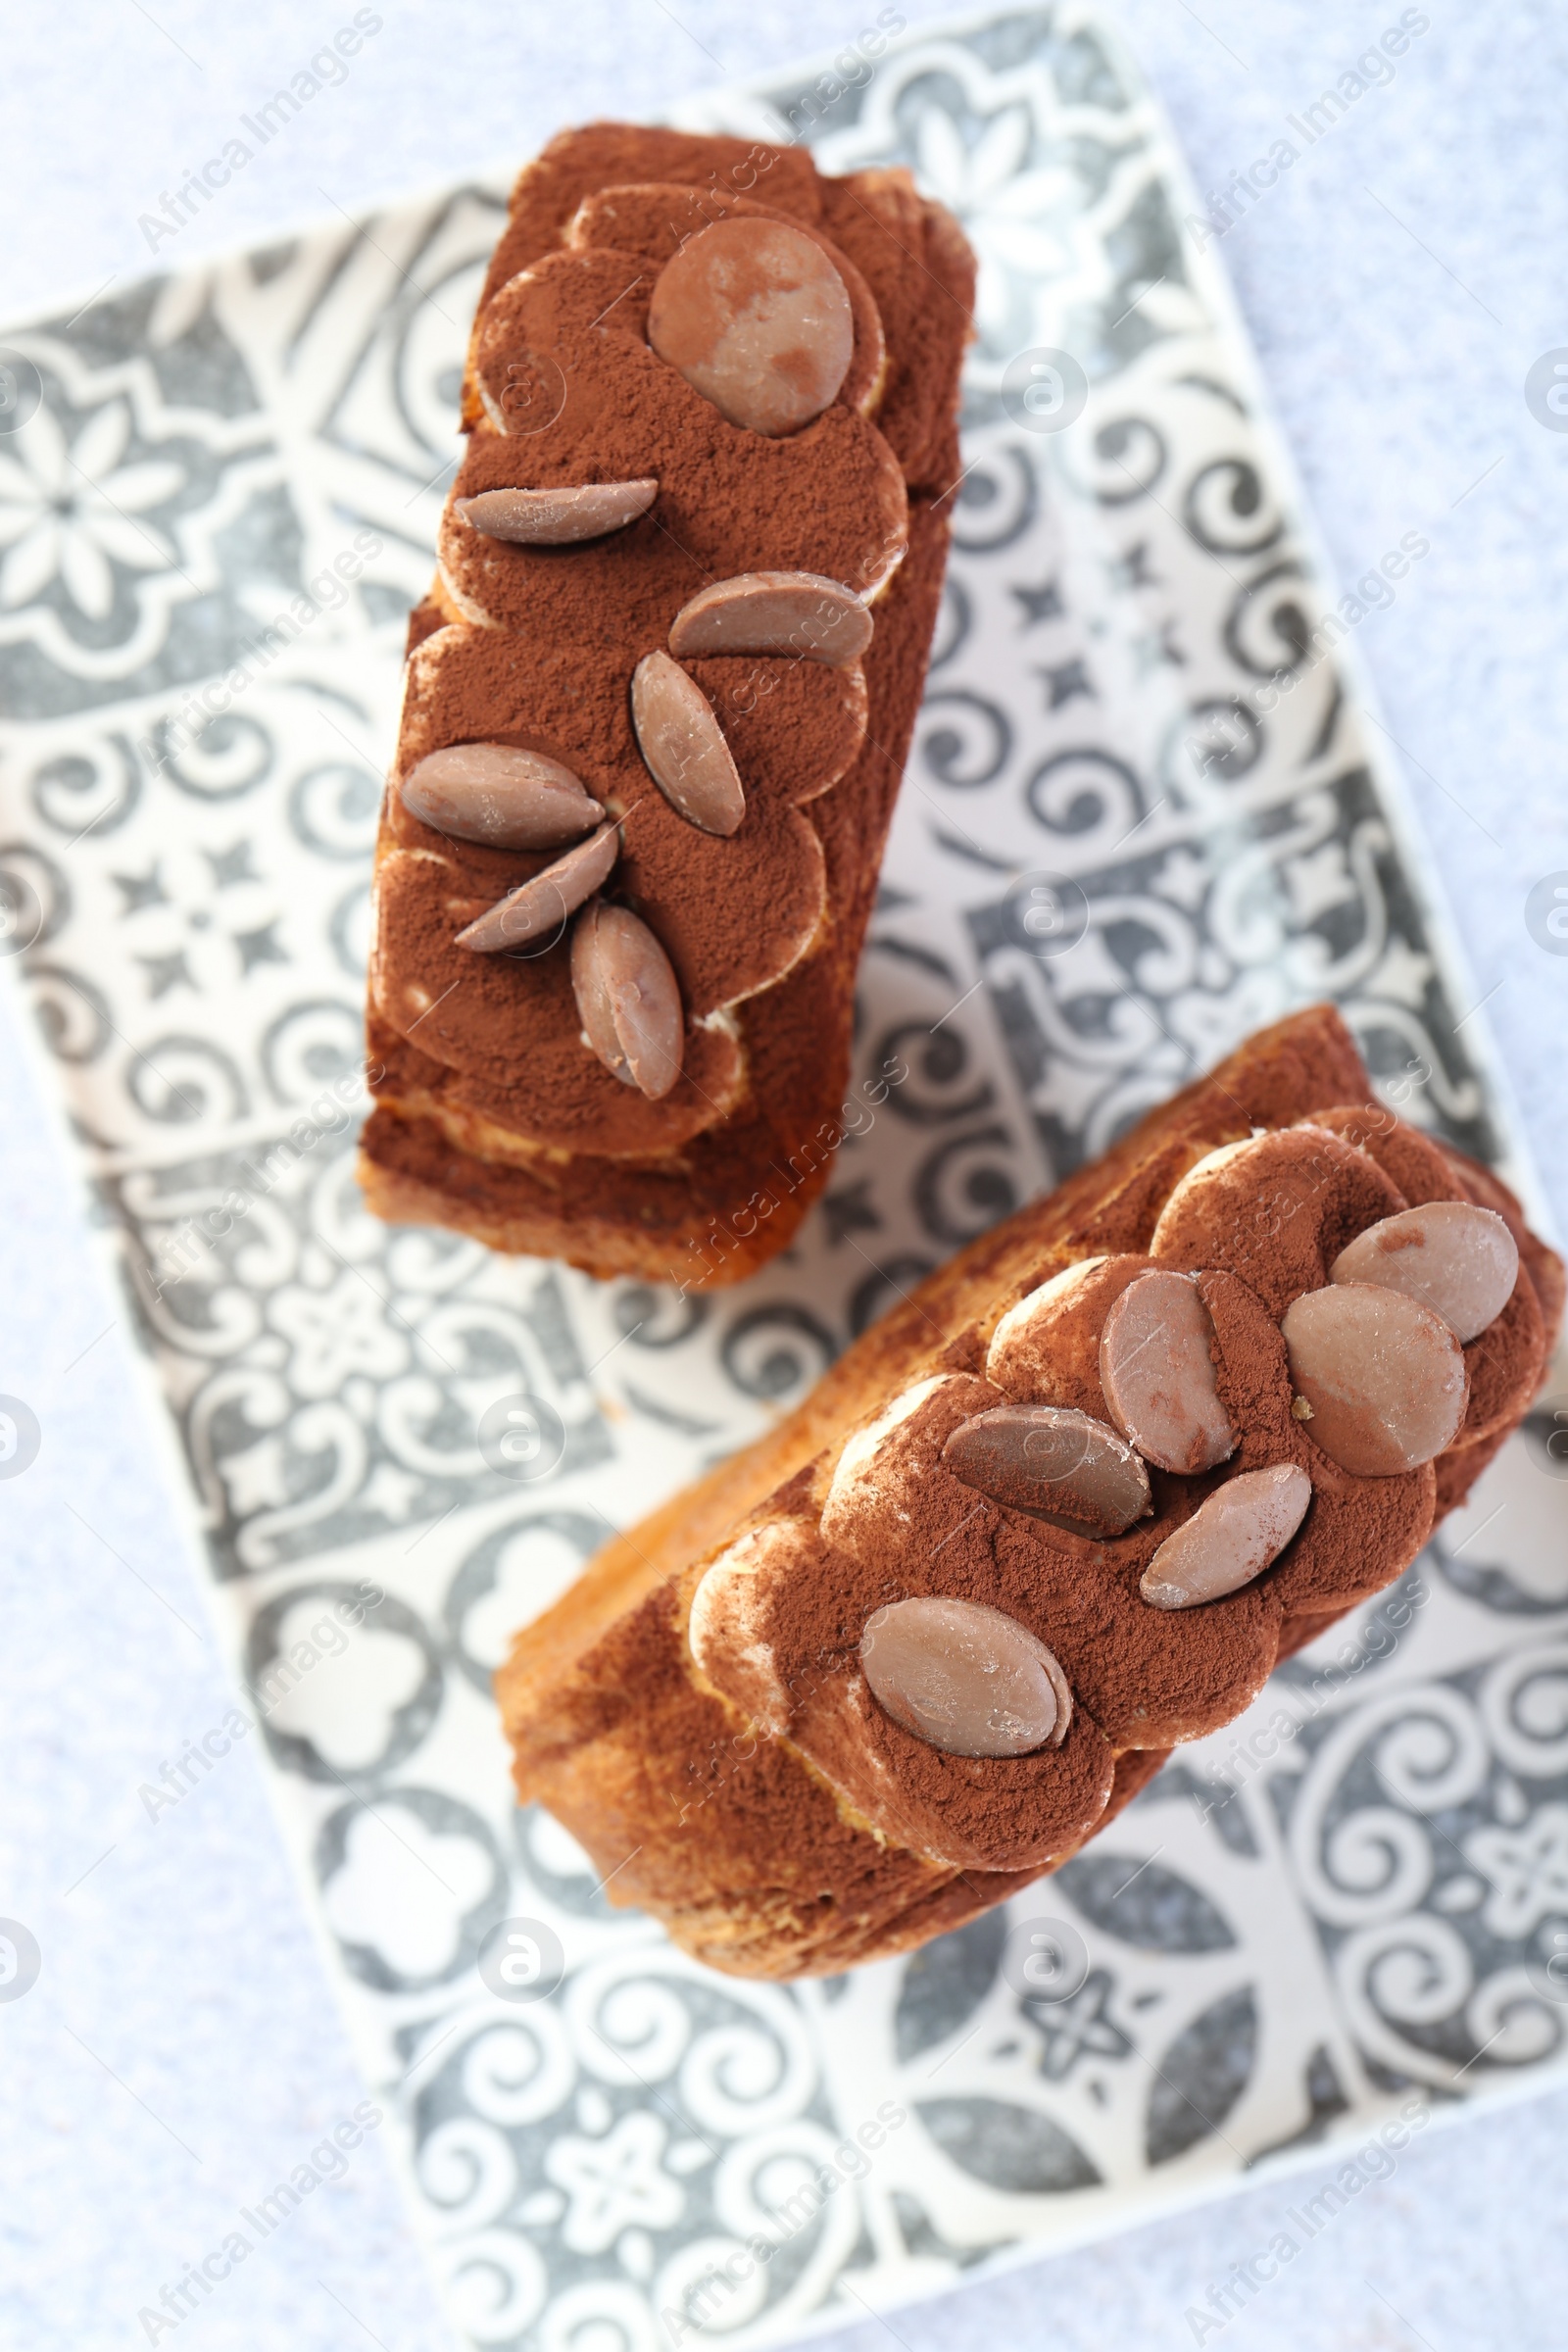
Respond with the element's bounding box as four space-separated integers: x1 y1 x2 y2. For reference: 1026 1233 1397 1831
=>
496 1006 1562 1978
359 124 974 1281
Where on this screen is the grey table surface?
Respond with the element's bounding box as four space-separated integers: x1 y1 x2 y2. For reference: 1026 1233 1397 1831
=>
1 4 1565 2348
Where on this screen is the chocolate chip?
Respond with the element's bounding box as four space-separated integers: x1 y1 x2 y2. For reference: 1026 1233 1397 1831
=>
1100 1269 1236 1474
455 479 659 544
667 572 873 667
648 218 855 436
943 1404 1151 1538
859 1596 1071 1757
570 897 684 1099
400 743 604 850
1330 1200 1518 1343
1280 1283 1467 1475
453 820 618 953
1140 1463 1312 1609
630 651 746 836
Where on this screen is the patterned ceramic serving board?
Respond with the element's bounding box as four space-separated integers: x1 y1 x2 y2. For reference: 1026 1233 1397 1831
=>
2 8 1565 2348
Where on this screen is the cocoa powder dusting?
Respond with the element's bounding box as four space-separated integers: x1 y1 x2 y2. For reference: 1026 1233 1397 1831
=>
1306 1102 1467 1207
1151 1127 1406 1315
370 128 971 1234
1458 1275 1544 1442
493 1008 1564 1974
710 1129 1494 1869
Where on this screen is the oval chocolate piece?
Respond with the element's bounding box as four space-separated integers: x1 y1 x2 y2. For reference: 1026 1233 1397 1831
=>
1330 1200 1518 1344
453 820 618 954
943 1404 1151 1538
859 1596 1071 1758
667 572 873 667
648 218 855 437
630 650 746 836
1100 1269 1236 1475
1140 1463 1312 1609
570 898 684 1099
455 479 658 544
1280 1283 1467 1475
400 743 604 851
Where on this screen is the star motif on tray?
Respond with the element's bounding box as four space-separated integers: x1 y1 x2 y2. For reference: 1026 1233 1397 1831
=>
136 947 196 998
270 1270 410 1398
822 1177 882 1244
1022 1968 1131 2081
1367 936 1434 1010
545 2111 684 2255
233 919 287 974
205 838 262 888
1036 657 1095 710
1152 846 1210 912
1010 575 1064 626
1106 540 1156 592
1283 841 1356 926
1132 621 1185 673
360 1461 430 1522
112 862 169 914
1464 1802 1568 1939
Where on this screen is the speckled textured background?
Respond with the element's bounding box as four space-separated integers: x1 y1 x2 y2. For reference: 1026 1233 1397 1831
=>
2 5 1565 2348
